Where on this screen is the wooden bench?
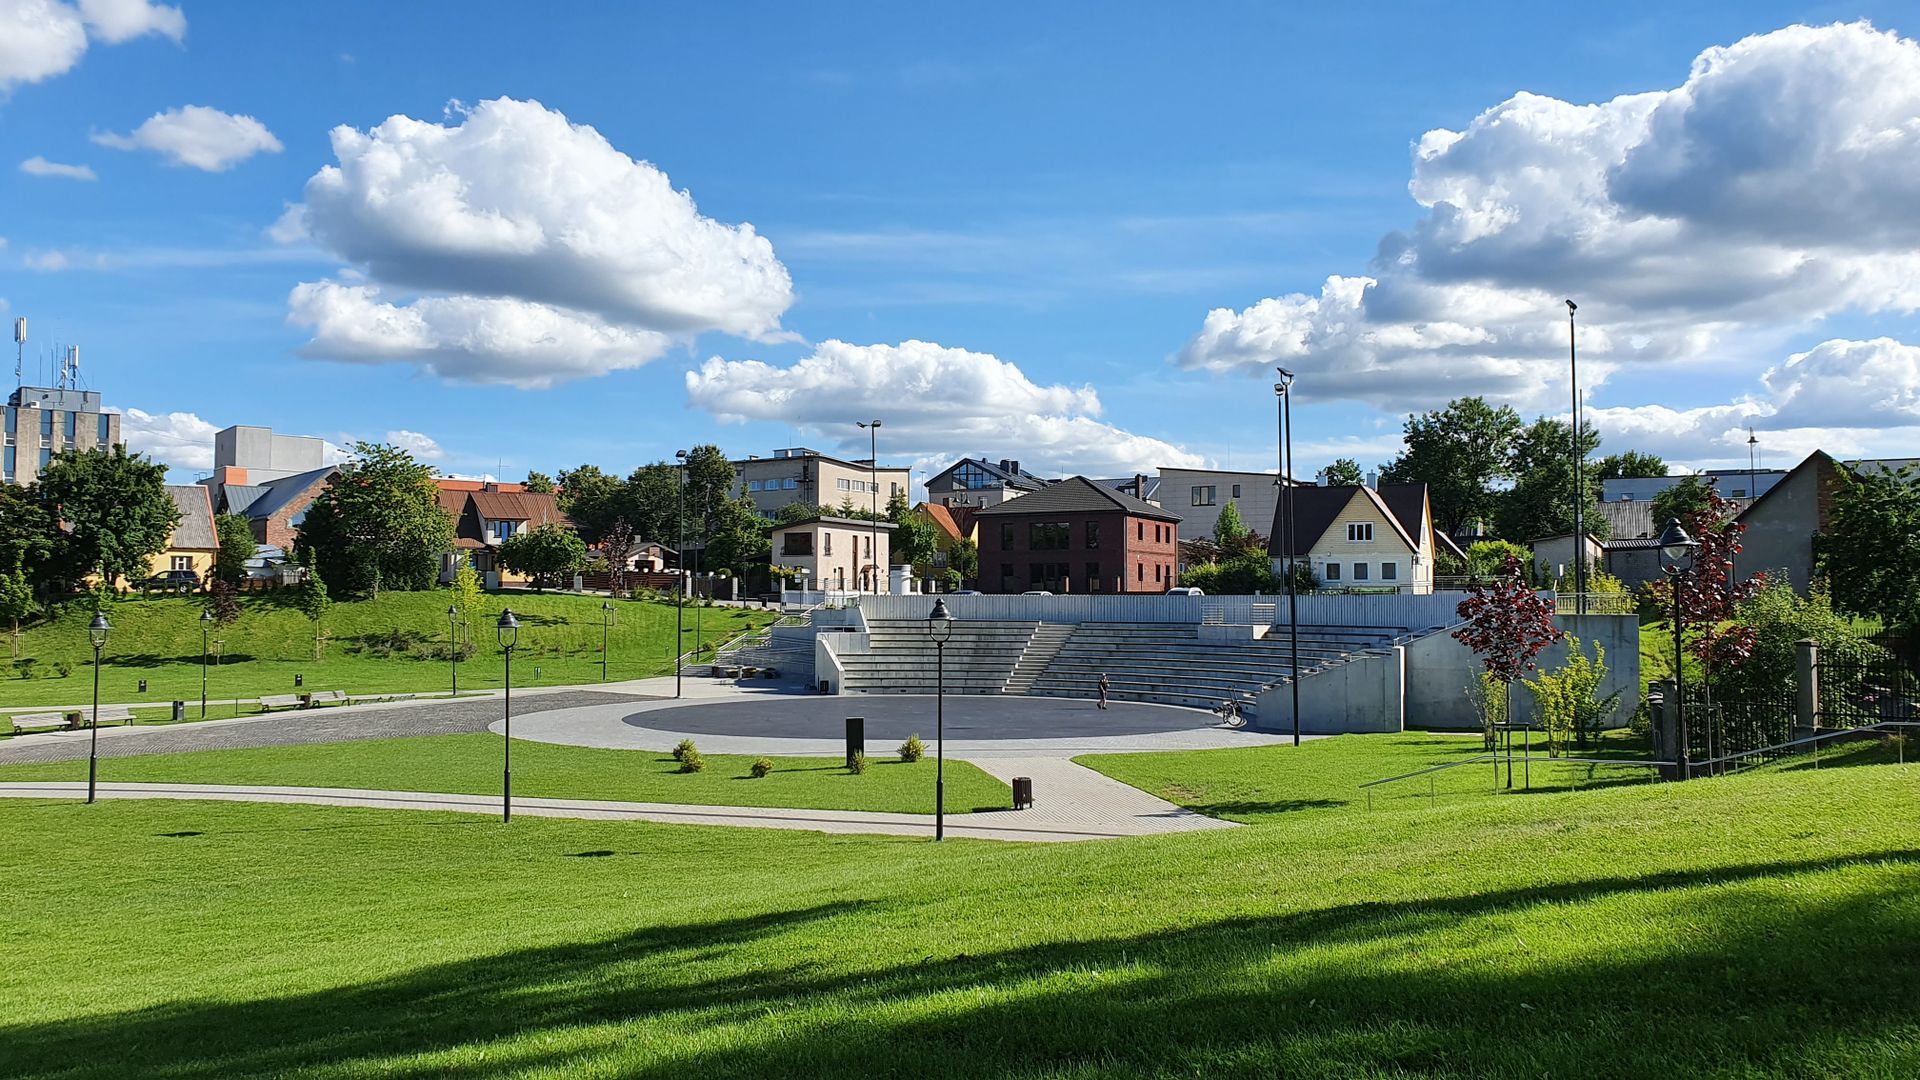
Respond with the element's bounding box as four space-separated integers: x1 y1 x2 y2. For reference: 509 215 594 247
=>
258 691 350 711
6 705 135 733
8 712 72 733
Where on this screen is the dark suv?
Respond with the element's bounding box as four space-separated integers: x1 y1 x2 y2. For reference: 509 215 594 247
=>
143 569 201 594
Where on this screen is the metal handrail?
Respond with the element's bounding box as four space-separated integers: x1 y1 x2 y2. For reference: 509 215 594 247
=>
1358 752 1499 790
1360 747 1675 809
1689 719 1920 770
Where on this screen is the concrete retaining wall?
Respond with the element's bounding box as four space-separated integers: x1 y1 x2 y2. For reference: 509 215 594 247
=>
1252 647 1405 735
1404 613 1640 730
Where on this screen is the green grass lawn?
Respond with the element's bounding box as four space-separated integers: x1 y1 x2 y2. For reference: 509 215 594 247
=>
0 591 774 710
1080 728 1659 822
3 751 1918 1077
0 732 1012 815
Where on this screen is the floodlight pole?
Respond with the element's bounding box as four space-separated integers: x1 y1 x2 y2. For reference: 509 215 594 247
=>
1568 300 1586 617
1278 368 1301 747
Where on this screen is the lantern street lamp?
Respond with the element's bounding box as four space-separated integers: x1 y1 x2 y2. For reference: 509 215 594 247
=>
858 419 883 593
1276 367 1301 747
1567 299 1586 616
199 609 213 718
496 609 520 822
1658 519 1698 780
601 601 614 682
447 605 460 697
675 449 688 699
86 612 111 804
927 597 955 840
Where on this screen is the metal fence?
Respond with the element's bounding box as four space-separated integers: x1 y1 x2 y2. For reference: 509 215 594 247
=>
1678 684 1798 769
1817 654 1919 729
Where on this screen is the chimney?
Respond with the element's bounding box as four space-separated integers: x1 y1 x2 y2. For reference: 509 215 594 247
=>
1134 473 1146 497
1366 470 1378 490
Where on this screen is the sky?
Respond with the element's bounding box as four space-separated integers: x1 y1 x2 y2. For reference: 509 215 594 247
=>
5 1 1920 491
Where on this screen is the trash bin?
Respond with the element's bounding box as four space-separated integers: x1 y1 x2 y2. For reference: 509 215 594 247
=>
1013 777 1034 810
171 700 185 723
138 679 148 694
845 717 865 767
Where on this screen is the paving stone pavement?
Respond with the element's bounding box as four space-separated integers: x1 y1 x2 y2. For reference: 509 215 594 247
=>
0 690 652 766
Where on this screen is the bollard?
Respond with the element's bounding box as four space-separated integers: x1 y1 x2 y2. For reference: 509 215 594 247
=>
171 700 185 723
845 717 865 767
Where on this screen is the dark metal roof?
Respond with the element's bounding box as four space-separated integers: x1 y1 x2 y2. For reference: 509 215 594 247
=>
1266 483 1427 557
243 466 337 522
929 456 1051 491
221 484 270 515
971 475 1181 522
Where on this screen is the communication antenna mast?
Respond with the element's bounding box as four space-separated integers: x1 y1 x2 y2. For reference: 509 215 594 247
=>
11 317 22 388
66 345 80 389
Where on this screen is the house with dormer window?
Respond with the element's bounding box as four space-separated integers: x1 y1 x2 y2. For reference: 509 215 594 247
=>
1266 482 1459 593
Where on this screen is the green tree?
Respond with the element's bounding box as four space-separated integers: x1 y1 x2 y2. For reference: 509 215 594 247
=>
775 501 827 525
35 445 179 589
213 513 257 585
556 464 625 543
1465 539 1534 579
296 442 454 598
682 444 736 539
499 522 588 592
1321 458 1367 487
625 462 685 547
1595 451 1667 481
0 563 36 657
703 494 772 590
0 484 53 585
451 556 484 643
1213 502 1247 548
1650 475 1716 535
295 559 332 660
1495 417 1606 544
890 494 938 571
522 470 556 494
1380 397 1523 536
948 536 979 586
1815 464 1920 632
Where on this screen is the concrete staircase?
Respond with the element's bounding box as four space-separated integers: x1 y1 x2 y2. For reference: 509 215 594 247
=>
1004 624 1075 695
836 619 1038 695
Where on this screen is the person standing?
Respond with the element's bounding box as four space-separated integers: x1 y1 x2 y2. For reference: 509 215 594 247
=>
1097 672 1110 710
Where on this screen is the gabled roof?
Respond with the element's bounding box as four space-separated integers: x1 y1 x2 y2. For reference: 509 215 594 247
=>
164 485 218 550
920 502 972 543
472 490 565 524
1094 475 1162 501
970 475 1182 522
1266 483 1427 557
1734 450 1842 525
243 465 337 523
929 456 1052 492
221 484 270 516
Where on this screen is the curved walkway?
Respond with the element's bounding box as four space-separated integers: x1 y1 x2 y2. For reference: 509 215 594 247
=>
0 777 1235 843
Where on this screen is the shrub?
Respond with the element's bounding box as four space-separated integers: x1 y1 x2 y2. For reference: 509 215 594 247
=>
1522 638 1623 756
1465 669 1507 750
52 661 71 679
672 738 698 763
678 749 705 773
847 751 867 774
898 734 925 763
749 757 774 778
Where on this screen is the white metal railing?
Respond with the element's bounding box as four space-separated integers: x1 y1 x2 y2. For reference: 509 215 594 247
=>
856 592 1470 629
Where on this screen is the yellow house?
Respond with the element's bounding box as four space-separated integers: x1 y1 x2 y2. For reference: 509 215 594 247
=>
147 484 219 582
1266 483 1459 594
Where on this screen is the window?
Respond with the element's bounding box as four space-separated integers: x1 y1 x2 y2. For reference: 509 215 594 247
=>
1346 522 1374 543
3 408 13 435
98 414 109 442
1154 564 1163 583
491 520 515 542
1086 562 1102 591
783 478 798 490
2 446 11 479
1353 562 1369 581
171 556 192 571
952 462 996 490
1000 563 1016 591
1381 561 1398 581
1324 562 1341 581
1231 484 1241 498
41 410 53 438
747 480 762 492
63 411 75 440
782 533 814 556
1190 485 1216 506
1137 522 1144 541
38 447 51 471
1029 522 1069 550
824 532 833 556
1085 521 1101 549
1136 562 1144 582
1001 523 1015 550
1730 488 1747 498
863 535 872 558
837 478 851 491
1030 562 1070 592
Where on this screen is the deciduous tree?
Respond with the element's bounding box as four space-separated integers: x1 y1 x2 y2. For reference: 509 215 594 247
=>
1815 464 1920 634
1452 553 1562 723
522 470 556 494
296 442 454 598
1595 451 1668 481
1321 458 1367 487
36 445 178 589
1380 397 1523 536
499 522 588 591
0 564 36 657
213 513 256 585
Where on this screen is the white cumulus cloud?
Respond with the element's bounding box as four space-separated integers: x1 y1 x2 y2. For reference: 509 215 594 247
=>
280 97 794 385
1178 22 1920 414
384 429 444 461
687 339 1203 477
0 0 181 92
287 280 672 389
19 155 95 180
119 406 217 472
93 105 281 171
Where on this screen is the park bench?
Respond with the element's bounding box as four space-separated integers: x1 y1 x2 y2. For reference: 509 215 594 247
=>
8 712 72 733
6 706 135 733
257 691 350 711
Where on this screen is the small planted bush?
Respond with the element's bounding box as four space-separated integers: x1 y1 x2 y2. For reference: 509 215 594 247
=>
847 751 867 775
899 734 925 763
749 757 774 778
678 749 706 773
672 738 698 763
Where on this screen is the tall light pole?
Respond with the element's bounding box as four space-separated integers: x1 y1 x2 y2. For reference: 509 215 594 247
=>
447 605 459 697
928 598 954 840
1276 368 1301 747
1747 427 1759 502
496 609 519 822
600 601 614 682
199 609 212 718
675 449 688 699
1567 299 1586 617
858 419 883 593
86 613 110 804
1658 519 1698 780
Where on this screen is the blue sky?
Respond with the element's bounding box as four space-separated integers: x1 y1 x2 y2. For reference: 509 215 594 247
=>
5 1 1920 488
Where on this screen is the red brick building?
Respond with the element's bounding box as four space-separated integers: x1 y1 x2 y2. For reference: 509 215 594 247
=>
971 475 1181 594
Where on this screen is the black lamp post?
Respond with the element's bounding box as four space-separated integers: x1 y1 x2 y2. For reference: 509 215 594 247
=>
600 601 614 682
496 609 520 822
858 419 883 593
1276 367 1301 747
86 612 110 804
447 604 459 697
1567 299 1586 616
675 449 688 699
927 597 954 841
1658 519 1698 780
199 609 212 718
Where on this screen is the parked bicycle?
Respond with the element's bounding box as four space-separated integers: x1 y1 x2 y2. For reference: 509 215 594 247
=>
1212 699 1248 728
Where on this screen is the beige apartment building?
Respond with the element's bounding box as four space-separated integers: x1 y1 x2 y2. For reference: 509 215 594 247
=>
3 386 122 486
733 447 912 516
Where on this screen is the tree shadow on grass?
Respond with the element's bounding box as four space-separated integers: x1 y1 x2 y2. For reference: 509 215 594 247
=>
103 652 263 668
5 853 1920 1078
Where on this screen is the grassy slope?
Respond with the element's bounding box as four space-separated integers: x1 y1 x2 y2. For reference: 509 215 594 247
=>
0 733 1012 815
2 759 1918 1077
1080 729 1657 822
0 591 773 709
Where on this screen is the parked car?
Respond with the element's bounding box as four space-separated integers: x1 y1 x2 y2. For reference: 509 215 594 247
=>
1166 586 1205 596
952 589 982 595
1021 590 1054 596
143 569 201 594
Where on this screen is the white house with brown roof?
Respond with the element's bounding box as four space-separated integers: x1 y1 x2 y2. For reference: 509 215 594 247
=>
1267 483 1453 593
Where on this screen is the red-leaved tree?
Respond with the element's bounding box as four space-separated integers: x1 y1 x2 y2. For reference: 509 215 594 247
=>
1641 488 1764 679
1453 553 1563 728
